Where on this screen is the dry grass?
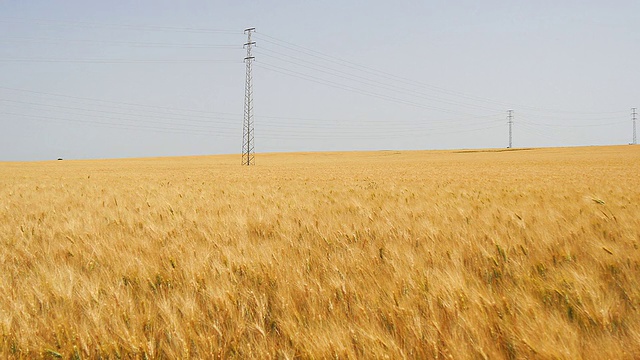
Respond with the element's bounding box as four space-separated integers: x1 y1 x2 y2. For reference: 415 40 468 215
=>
1 146 639 359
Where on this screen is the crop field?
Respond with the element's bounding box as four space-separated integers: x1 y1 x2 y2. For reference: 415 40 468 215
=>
0 146 639 359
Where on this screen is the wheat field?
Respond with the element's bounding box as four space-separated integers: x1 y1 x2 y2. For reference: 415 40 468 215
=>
0 146 639 359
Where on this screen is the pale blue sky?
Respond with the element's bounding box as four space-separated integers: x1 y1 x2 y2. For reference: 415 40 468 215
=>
1 1 638 160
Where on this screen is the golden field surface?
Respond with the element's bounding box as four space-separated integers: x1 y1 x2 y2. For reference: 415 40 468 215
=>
1 146 639 359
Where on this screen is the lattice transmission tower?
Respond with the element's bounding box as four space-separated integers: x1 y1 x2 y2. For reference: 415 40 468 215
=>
507 110 514 148
633 107 637 145
242 27 256 165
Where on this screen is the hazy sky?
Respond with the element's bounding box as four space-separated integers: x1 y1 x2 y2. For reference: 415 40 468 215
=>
1 1 638 161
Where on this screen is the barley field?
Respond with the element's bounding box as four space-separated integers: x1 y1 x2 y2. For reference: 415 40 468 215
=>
0 146 639 359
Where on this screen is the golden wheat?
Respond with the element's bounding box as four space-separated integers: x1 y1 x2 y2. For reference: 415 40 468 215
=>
1 146 639 359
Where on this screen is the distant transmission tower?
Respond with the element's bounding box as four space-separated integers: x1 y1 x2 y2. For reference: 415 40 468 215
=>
507 110 514 148
633 107 637 145
242 27 256 166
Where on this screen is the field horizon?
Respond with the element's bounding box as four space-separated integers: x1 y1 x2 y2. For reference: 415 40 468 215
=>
1 144 639 358
2 144 629 164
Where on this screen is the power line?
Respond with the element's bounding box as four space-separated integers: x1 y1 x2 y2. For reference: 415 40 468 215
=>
255 32 628 116
518 122 572 144
256 123 504 140
1 25 632 153
0 58 240 64
257 61 495 116
254 119 503 135
0 85 501 128
0 112 236 137
0 86 239 116
1 97 505 138
0 98 240 127
254 33 511 108
1 20 626 118
4 96 603 145
518 119 627 128
255 47 503 113
0 36 241 49
258 44 629 123
0 17 240 34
